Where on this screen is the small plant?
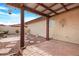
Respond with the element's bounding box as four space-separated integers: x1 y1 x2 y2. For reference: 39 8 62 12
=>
0 30 8 38
15 30 19 34
3 31 9 34
0 30 1 32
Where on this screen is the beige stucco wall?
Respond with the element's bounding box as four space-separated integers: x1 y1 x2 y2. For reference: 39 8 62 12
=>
26 8 79 44
26 17 56 38
50 8 79 44
27 19 46 37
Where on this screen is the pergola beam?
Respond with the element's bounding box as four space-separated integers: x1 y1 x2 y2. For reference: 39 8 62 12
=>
55 3 73 11
42 3 57 12
37 3 57 14
34 4 39 9
7 3 50 17
50 5 79 17
49 3 74 16
24 5 50 17
60 3 68 11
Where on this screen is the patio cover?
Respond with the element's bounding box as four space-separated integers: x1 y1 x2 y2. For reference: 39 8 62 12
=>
6 3 79 48
7 3 79 17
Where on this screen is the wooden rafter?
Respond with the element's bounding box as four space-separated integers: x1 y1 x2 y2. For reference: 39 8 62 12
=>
60 3 68 11
47 4 58 15
42 3 57 12
7 3 79 18
37 3 57 14
7 3 50 17
55 3 73 11
50 5 79 17
34 4 39 9
24 5 50 17
49 3 73 15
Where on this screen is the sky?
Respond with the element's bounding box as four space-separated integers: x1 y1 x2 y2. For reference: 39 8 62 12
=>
0 3 40 25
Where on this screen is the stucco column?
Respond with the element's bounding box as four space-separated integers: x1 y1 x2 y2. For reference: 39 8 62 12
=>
20 4 25 49
46 17 50 40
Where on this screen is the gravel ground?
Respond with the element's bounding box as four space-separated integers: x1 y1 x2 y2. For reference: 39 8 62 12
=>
0 34 46 56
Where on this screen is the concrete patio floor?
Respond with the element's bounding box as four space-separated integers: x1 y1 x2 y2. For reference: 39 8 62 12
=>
23 39 79 56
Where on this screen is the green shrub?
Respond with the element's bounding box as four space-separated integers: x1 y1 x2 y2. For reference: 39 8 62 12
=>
15 30 19 34
3 30 9 34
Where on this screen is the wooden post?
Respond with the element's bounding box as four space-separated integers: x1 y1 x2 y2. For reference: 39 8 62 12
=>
46 17 50 40
20 4 25 48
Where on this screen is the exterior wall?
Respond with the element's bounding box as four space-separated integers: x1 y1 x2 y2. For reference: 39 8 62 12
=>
25 7 79 44
50 8 79 44
27 18 46 37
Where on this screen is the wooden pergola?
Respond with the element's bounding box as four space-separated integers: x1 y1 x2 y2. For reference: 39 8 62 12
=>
7 3 79 49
